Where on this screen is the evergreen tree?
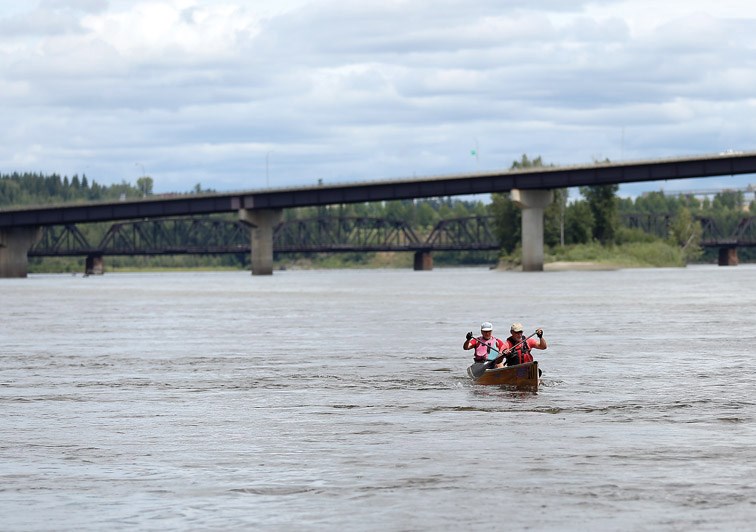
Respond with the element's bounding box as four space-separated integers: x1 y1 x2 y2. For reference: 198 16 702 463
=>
564 200 594 245
544 188 568 247
490 193 520 252
580 184 619 244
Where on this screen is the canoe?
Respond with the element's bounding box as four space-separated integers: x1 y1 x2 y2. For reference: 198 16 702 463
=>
467 361 539 390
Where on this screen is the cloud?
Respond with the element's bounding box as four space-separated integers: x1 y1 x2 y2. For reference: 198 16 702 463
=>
1 0 756 195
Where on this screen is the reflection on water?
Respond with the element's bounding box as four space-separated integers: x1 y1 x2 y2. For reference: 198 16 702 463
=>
1 266 756 530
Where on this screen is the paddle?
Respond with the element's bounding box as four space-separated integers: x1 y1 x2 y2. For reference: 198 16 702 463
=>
468 332 538 379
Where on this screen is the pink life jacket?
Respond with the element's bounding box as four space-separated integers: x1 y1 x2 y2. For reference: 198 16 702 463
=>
473 336 501 362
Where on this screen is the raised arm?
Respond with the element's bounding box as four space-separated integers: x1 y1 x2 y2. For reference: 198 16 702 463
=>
533 328 547 350
463 331 476 350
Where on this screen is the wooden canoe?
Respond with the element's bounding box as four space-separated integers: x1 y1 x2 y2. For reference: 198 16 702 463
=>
467 361 539 390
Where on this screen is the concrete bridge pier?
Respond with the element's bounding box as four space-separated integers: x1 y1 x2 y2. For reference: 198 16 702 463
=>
718 247 738 266
85 254 105 275
0 226 42 278
413 250 433 271
511 189 553 272
239 208 283 275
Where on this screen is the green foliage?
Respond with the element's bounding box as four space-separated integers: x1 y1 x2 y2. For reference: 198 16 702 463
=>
564 200 594 245
615 226 658 245
27 257 82 273
543 189 567 247
510 154 546 170
549 241 685 267
490 193 520 252
136 176 154 196
0 172 144 207
712 190 743 211
618 187 753 263
668 206 703 263
580 184 620 244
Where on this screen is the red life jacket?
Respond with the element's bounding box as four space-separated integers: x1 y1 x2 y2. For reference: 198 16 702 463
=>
505 336 533 366
473 336 501 362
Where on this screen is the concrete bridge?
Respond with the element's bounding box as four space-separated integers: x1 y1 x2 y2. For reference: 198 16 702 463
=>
4 151 756 277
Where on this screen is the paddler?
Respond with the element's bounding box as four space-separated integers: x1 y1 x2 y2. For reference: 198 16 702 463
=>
502 322 547 366
463 322 507 368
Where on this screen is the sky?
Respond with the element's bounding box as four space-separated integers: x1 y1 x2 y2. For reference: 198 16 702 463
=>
2 0 756 199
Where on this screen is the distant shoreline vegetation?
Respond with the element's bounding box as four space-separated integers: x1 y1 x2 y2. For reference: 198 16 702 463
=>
26 242 686 274
4 158 754 273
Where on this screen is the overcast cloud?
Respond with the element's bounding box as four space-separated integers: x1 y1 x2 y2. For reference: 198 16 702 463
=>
2 0 756 197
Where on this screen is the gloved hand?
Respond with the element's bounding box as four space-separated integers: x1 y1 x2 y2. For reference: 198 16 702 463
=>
536 328 543 338
465 331 473 341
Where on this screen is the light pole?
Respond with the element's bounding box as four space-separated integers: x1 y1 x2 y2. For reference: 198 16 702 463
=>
135 163 147 197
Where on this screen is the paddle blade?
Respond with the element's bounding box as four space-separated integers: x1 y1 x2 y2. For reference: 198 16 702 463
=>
467 362 490 379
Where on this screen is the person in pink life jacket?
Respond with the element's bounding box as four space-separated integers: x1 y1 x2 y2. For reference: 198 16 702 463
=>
463 322 507 368
501 322 547 366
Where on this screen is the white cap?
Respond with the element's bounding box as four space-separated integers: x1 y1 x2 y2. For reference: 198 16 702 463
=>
480 322 493 331
510 322 524 332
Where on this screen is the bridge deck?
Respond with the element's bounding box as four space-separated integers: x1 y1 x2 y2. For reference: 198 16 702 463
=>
4 151 756 228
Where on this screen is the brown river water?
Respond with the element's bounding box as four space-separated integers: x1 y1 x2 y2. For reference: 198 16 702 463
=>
2 266 755 531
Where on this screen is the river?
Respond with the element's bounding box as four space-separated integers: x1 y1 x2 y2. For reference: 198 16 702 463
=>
1 266 755 531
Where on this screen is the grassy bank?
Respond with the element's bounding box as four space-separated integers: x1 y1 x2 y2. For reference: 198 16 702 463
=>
499 241 685 270
496 241 686 270
549 241 686 267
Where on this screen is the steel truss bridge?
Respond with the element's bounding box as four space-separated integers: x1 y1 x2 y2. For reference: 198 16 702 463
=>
28 215 501 257
622 214 756 247
28 214 755 260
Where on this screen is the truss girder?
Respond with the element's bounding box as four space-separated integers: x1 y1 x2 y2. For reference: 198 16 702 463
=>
424 216 499 250
32 224 95 256
273 216 421 252
29 214 755 257
621 213 671 238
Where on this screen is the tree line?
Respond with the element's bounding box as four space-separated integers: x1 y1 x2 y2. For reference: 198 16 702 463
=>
491 155 755 264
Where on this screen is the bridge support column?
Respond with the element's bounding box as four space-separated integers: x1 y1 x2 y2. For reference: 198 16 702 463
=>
718 247 738 266
239 208 283 275
413 251 433 271
85 254 105 275
511 189 553 272
0 227 42 278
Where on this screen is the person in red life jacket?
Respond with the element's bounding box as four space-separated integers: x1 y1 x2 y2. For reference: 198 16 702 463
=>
463 322 507 368
502 322 547 366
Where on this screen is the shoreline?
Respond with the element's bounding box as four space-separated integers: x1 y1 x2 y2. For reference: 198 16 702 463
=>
495 260 624 272
544 261 622 271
